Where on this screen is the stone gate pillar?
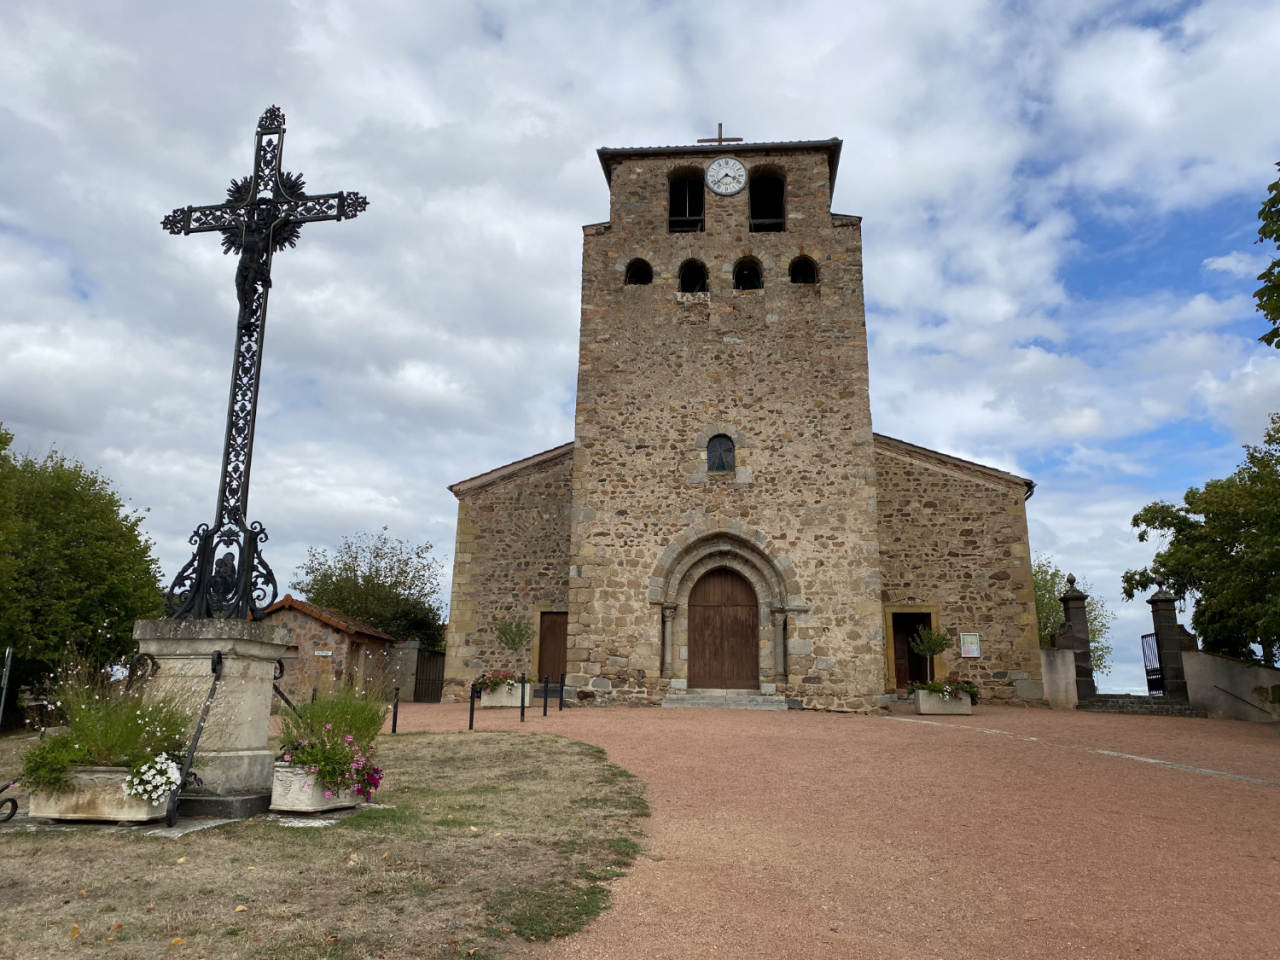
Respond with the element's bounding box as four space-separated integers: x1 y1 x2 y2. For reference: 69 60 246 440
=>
1055 574 1096 701
134 618 290 818
1147 586 1192 700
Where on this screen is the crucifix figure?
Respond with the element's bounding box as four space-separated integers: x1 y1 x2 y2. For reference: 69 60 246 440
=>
696 122 743 146
161 105 369 620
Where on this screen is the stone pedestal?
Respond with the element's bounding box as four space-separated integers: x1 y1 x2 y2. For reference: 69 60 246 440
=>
134 618 291 818
1040 647 1079 710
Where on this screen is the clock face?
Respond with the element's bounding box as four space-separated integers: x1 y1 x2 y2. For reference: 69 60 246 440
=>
706 157 747 196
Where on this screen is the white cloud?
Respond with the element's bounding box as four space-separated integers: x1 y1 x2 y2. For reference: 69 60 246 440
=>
0 0 1278 694
1203 250 1271 278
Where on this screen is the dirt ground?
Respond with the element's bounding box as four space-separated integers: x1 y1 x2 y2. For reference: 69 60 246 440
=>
395 700 1280 960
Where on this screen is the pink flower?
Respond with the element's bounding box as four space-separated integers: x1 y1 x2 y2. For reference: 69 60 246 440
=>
324 723 332 729
324 791 332 799
344 735 353 743
282 754 291 762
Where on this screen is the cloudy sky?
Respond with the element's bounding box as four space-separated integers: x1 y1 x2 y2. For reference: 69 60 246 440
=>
2 0 1277 692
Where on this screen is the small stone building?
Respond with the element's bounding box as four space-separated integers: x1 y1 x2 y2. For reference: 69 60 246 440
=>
443 135 1041 710
263 595 395 704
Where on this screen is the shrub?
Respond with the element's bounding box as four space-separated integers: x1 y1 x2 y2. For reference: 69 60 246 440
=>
908 679 980 703
278 687 388 800
20 668 192 792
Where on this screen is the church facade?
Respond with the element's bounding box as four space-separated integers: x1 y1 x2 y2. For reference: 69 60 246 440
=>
443 136 1041 711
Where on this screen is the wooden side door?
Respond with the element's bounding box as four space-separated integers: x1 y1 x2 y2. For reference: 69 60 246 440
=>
688 569 759 689
539 612 568 682
892 612 933 689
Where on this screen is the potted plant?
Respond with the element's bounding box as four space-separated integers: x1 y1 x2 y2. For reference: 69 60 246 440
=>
271 687 387 813
476 614 535 707
906 627 977 715
21 669 193 822
474 669 533 708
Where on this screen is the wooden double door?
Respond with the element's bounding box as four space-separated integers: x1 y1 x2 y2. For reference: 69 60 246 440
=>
688 568 759 689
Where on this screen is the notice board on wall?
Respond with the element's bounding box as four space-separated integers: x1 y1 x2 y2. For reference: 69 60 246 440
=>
959 633 981 658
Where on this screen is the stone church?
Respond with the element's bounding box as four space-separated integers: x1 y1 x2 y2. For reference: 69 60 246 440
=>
443 135 1041 711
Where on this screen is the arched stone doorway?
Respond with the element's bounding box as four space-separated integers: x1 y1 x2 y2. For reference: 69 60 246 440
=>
688 568 759 689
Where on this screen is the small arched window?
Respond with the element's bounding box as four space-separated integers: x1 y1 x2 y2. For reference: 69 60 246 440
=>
678 260 708 293
789 256 818 284
749 175 785 232
707 435 735 472
669 176 705 233
625 259 653 285
733 258 762 290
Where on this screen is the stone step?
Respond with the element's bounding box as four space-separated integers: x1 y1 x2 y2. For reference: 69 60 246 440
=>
1076 695 1206 718
662 691 788 711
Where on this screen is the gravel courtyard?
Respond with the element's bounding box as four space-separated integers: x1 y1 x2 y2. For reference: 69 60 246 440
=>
392 700 1280 960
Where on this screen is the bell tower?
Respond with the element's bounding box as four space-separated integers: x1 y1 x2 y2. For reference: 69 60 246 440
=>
564 134 886 710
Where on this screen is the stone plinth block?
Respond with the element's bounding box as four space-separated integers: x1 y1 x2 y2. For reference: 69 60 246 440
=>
28 767 162 823
134 618 290 798
1040 647 1079 710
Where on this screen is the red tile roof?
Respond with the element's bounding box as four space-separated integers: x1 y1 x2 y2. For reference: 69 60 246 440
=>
263 594 397 643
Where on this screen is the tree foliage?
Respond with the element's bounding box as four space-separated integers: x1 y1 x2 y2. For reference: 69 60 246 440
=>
0 424 165 713
1032 555 1115 675
291 528 445 648
1121 414 1280 666
493 614 534 654
1257 162 1280 348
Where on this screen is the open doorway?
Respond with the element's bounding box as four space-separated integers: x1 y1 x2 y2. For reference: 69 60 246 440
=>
891 611 934 691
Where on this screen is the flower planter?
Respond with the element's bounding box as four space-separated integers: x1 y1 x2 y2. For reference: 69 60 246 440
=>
27 766 164 823
914 689 973 716
480 683 533 708
270 762 360 813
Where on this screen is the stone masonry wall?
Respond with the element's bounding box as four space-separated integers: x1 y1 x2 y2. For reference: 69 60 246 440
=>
567 143 886 711
443 450 573 699
873 438 1041 703
265 608 390 705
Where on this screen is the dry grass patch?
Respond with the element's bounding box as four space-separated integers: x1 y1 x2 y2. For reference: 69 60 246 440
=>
0 730 648 958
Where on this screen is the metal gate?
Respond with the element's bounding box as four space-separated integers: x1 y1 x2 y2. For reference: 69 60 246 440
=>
413 648 445 703
1141 632 1163 696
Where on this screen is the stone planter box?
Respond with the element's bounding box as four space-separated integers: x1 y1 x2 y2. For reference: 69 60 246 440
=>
270 762 360 813
480 683 533 708
27 766 163 823
914 690 973 716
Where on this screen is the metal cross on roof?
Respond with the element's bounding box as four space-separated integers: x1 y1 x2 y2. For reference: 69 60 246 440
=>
160 105 369 621
697 123 743 146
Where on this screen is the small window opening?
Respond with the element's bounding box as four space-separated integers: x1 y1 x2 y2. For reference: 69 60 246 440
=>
678 260 708 294
749 175 785 232
789 256 818 284
669 177 705 233
707 435 735 472
625 259 653 285
733 259 762 290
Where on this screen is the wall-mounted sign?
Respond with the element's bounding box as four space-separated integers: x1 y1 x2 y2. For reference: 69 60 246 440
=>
314 650 333 657
959 633 981 658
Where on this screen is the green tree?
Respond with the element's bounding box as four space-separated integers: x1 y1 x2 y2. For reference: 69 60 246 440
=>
1121 414 1280 666
0 424 165 720
1257 161 1280 348
291 528 445 649
1032 555 1116 675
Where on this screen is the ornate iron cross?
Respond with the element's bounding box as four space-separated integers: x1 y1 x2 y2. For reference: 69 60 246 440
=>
161 105 368 620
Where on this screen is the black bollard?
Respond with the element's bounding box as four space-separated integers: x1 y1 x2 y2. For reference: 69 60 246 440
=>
391 686 400 734
311 687 318 703
468 683 476 731
519 673 526 723
543 675 549 716
559 672 565 711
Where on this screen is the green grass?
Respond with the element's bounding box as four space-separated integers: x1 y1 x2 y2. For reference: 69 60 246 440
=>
488 882 612 941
